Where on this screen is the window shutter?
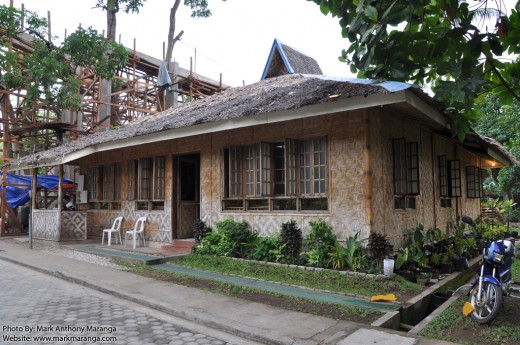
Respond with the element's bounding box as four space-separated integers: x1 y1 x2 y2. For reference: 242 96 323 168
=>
406 142 419 195
260 142 272 196
229 146 242 197
448 160 461 197
285 139 297 196
393 138 407 195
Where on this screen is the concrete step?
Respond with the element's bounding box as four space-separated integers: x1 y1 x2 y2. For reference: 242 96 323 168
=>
162 239 197 253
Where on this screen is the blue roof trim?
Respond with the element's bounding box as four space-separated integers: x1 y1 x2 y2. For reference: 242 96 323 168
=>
261 38 294 80
306 75 415 92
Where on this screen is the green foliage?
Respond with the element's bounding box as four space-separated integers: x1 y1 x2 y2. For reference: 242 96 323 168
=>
193 231 223 255
95 0 145 13
95 0 226 18
193 219 212 243
279 220 303 263
62 27 128 79
301 219 338 268
171 254 421 298
250 235 283 262
310 0 520 140
214 218 252 258
367 232 393 268
0 5 128 110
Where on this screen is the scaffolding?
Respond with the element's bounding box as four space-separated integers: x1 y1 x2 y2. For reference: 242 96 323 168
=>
0 3 227 235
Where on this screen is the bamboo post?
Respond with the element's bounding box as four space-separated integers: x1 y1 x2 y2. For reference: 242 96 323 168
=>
30 168 37 249
58 164 63 242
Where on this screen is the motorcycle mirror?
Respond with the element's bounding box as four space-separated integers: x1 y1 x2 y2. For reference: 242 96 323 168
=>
461 215 474 226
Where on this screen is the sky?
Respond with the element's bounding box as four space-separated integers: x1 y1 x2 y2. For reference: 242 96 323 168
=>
4 0 353 87
4 0 518 87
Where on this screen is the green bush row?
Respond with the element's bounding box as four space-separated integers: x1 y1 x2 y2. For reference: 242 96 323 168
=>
192 218 392 272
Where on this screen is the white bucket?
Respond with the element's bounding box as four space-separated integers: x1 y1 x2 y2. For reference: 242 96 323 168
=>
383 259 395 277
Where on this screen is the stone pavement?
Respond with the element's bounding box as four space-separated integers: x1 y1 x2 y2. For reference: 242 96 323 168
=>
0 238 459 345
0 259 257 345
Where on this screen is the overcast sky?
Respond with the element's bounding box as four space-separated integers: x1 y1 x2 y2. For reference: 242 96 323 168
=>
4 0 518 87
5 0 353 87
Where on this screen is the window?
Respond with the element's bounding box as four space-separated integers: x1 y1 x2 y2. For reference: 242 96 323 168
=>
127 160 137 200
87 166 100 204
439 155 451 208
449 160 462 197
393 139 419 210
223 137 327 212
466 166 483 198
136 156 166 210
87 163 121 210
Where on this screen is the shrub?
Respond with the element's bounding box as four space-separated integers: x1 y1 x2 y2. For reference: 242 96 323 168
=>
367 233 393 268
215 218 253 258
280 220 302 263
344 231 367 271
193 219 212 243
251 235 283 262
193 231 223 255
302 219 337 268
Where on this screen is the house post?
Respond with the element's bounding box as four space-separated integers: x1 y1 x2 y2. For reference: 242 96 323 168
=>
58 164 63 241
30 168 37 249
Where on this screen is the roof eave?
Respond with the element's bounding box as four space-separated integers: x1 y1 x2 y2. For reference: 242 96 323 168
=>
11 90 431 170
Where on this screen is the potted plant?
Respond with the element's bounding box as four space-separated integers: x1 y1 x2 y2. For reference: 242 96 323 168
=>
416 271 432 286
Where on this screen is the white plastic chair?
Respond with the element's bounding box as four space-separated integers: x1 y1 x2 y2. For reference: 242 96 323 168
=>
101 216 123 246
124 217 147 249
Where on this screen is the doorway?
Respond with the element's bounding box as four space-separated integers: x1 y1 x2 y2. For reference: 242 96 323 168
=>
173 153 200 239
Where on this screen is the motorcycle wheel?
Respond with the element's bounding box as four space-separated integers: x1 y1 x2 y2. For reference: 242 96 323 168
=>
469 282 503 325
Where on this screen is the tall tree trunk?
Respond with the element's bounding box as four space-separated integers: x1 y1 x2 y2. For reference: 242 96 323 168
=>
106 0 118 41
106 0 120 126
166 0 182 63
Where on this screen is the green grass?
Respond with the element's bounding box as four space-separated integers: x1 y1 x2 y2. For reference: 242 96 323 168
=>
168 254 422 299
513 256 520 282
420 251 520 345
420 297 520 345
420 298 469 342
129 264 384 322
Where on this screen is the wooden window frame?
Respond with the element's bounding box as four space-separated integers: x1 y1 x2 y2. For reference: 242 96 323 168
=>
223 137 328 212
466 166 483 198
449 160 462 197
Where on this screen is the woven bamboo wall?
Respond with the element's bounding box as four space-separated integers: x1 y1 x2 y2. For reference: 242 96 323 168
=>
368 107 481 246
77 107 482 246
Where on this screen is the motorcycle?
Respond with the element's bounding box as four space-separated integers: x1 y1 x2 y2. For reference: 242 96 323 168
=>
461 215 520 324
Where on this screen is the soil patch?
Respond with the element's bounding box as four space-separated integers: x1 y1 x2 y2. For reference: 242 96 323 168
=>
134 268 384 324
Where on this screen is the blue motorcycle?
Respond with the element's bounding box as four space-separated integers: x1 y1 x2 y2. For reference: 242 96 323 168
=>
462 216 519 324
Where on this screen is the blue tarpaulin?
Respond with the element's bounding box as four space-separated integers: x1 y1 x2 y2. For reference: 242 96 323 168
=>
0 173 75 209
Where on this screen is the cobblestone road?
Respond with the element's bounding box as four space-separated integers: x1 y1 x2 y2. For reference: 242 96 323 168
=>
0 260 254 345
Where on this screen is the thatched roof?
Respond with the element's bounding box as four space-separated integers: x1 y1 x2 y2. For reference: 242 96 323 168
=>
261 39 322 79
6 73 517 170
7 74 407 169
473 134 520 167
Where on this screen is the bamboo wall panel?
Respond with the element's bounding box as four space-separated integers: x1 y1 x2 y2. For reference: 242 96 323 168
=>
78 107 483 246
32 211 60 241
61 212 87 241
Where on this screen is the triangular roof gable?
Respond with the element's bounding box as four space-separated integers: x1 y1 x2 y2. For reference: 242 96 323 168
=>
261 38 322 80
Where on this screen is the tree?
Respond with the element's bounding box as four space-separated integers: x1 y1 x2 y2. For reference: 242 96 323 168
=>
474 95 520 197
0 5 128 110
310 0 520 140
95 0 145 41
166 0 227 63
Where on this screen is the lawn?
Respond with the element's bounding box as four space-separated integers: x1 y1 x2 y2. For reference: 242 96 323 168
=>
168 254 422 300
126 253 426 325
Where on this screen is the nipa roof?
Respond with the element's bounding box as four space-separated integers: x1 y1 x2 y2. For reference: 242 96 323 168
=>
261 39 323 79
5 74 516 169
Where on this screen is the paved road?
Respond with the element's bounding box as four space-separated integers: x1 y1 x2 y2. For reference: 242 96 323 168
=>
0 260 260 345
